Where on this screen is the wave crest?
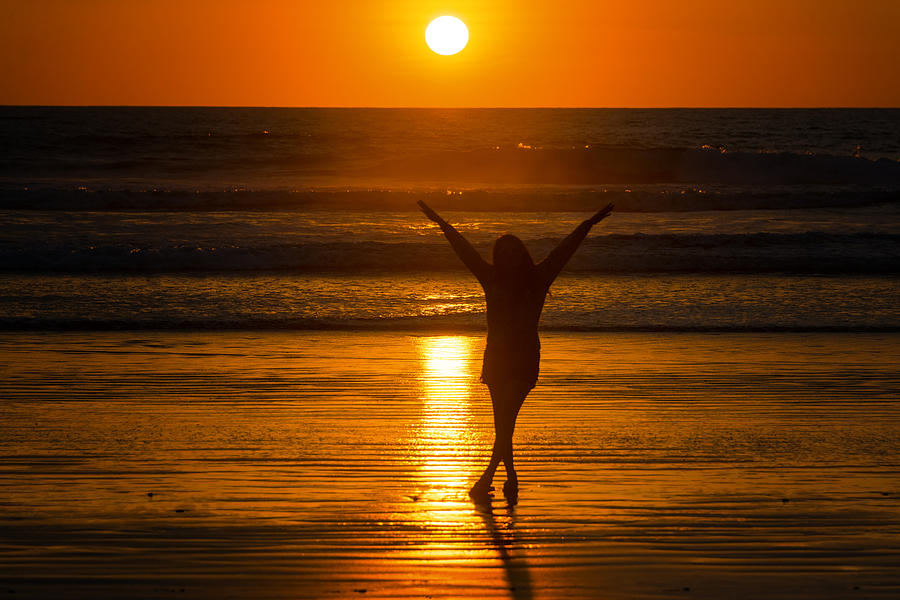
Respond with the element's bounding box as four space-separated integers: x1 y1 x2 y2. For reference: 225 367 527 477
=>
371 146 900 185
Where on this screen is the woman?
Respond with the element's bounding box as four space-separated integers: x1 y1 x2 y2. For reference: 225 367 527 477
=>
417 200 614 500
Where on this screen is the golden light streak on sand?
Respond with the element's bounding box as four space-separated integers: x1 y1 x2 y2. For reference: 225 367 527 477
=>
404 336 494 568
413 337 535 597
415 336 478 492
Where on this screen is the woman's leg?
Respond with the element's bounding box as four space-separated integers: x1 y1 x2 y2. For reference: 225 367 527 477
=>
469 383 505 496
470 380 530 498
497 382 529 496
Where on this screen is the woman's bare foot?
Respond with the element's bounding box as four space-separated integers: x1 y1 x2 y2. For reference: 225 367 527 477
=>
469 479 494 501
503 478 519 502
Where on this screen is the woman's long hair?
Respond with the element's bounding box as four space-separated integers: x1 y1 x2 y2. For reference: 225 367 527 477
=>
492 234 536 291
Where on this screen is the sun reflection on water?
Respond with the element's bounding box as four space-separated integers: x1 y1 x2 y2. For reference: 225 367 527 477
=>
399 338 485 543
415 335 478 493
404 336 485 558
407 337 532 596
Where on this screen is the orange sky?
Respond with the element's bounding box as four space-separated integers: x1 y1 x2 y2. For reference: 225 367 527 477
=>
2 0 898 107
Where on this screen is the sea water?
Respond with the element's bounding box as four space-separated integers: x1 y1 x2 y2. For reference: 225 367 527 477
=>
1 107 899 331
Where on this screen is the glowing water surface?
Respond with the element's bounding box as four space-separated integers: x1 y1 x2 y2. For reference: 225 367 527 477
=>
1 331 899 599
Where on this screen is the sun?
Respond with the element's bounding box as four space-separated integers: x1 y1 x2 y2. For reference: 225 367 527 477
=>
425 16 468 56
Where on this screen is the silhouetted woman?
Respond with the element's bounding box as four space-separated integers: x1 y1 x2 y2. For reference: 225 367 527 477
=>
417 200 614 500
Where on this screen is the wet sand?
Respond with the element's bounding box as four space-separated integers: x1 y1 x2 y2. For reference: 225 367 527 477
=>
1 331 899 599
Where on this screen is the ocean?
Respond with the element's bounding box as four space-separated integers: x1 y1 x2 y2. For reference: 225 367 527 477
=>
2 107 899 332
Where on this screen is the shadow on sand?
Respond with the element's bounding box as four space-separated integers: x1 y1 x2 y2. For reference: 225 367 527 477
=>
473 495 534 600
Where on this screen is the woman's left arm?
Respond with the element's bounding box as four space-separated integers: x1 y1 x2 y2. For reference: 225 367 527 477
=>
418 200 491 283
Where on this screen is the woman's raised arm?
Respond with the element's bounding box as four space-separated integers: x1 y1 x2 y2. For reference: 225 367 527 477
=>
536 203 614 286
418 200 491 282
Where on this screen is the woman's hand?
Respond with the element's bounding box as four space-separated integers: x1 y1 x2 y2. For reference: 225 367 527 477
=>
586 203 614 226
417 200 443 224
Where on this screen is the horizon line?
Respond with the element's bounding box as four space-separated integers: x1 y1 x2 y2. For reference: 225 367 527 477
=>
2 104 899 110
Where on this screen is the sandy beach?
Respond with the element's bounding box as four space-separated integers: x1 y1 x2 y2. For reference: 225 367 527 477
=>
2 331 898 599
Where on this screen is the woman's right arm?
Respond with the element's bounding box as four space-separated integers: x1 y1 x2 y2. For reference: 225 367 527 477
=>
418 201 491 282
536 203 614 286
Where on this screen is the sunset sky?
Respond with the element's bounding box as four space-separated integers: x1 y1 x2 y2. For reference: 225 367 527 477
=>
2 0 898 107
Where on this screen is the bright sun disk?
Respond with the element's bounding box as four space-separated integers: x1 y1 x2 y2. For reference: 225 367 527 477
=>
425 16 468 56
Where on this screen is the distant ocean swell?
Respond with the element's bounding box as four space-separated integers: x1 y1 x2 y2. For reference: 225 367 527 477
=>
6 136 900 184
3 185 899 213
369 147 900 185
3 233 898 274
5 146 900 193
